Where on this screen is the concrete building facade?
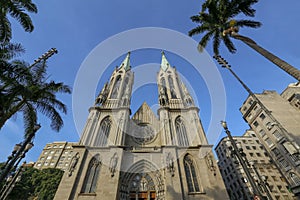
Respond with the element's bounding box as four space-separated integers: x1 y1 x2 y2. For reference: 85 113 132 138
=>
34 141 78 171
216 130 295 200
54 52 229 200
240 83 300 196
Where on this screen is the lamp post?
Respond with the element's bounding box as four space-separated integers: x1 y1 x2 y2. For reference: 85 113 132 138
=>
221 120 263 199
249 161 273 200
214 55 299 193
0 143 21 171
0 124 40 183
0 162 25 200
213 55 299 154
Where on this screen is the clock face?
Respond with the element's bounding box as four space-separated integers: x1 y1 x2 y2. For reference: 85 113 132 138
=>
132 124 156 144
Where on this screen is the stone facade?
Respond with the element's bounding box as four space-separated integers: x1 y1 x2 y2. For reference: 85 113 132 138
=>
54 52 229 200
216 130 295 200
239 83 300 196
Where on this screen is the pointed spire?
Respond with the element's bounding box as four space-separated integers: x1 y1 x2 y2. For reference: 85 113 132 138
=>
120 52 131 71
161 51 170 72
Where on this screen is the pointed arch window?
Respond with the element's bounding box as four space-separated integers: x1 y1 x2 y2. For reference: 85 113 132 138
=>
161 77 166 87
290 172 300 185
184 155 200 193
81 156 101 193
111 75 122 99
168 76 177 98
94 117 111 147
175 117 189 146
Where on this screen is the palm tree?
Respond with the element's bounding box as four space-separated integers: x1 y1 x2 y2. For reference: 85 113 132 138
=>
189 0 300 81
0 48 71 135
0 60 71 134
0 0 38 42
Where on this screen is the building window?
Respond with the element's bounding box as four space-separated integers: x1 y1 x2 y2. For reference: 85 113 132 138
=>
248 99 254 105
94 117 111 147
266 122 273 130
81 156 101 193
265 138 274 147
184 155 200 193
253 121 259 127
259 113 266 120
175 117 189 146
279 159 290 171
290 173 300 185
272 130 282 140
168 76 177 99
271 148 280 157
256 153 261 157
111 75 122 99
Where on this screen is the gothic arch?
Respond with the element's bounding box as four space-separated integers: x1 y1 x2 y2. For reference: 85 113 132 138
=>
94 116 111 147
290 172 300 185
81 154 101 194
183 154 202 193
168 75 177 98
111 75 122 99
118 159 165 200
175 116 189 146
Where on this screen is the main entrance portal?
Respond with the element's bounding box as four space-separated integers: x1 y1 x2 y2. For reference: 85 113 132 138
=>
118 159 165 200
129 191 156 200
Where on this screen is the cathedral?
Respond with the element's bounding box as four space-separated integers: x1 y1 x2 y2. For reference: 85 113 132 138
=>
54 52 229 200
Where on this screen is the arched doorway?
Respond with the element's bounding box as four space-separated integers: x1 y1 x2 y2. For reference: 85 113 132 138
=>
118 159 164 200
129 173 156 200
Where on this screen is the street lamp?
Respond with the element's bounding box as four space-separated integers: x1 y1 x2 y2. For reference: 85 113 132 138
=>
1 144 21 170
0 124 41 183
221 120 263 199
249 160 273 200
0 162 26 200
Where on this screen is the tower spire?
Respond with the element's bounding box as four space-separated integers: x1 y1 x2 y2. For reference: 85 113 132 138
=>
161 51 170 72
120 52 131 71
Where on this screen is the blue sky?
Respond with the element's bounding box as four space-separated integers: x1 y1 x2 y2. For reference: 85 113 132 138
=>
1 1 300 163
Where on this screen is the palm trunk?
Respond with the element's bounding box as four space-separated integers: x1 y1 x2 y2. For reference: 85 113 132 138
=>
231 32 300 81
0 99 25 129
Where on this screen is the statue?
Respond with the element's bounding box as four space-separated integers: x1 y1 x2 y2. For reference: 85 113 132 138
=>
109 153 118 177
159 86 168 106
166 152 175 176
95 82 108 105
68 152 80 177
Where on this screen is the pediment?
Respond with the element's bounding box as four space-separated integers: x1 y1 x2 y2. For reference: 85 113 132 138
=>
132 102 157 125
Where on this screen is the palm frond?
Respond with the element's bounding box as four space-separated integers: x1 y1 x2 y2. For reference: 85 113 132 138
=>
0 14 12 42
18 0 38 13
22 102 37 138
35 101 64 132
213 30 221 55
0 42 25 60
236 19 261 28
198 31 215 52
223 35 237 53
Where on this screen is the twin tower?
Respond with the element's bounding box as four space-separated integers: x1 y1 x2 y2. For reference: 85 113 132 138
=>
54 52 229 200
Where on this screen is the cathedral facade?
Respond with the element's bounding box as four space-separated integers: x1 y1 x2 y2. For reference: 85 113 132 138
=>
54 52 229 200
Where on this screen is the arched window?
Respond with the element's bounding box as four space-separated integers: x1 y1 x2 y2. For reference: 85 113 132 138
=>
94 117 111 147
175 117 189 146
290 172 300 185
184 155 200 193
81 155 101 193
111 75 122 99
161 77 166 88
168 76 177 98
